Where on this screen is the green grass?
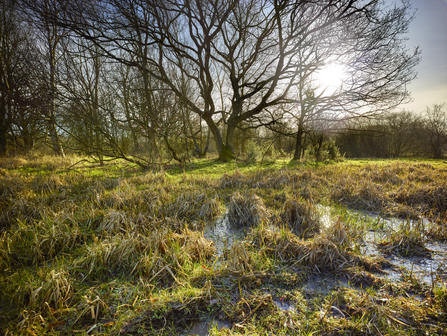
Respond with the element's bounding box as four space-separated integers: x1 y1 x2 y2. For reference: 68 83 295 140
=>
1 155 447 335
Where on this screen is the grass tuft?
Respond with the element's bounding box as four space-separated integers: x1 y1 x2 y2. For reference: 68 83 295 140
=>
281 196 321 237
228 192 269 227
378 219 429 257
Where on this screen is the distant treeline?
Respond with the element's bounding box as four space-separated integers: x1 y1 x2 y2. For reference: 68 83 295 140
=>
336 107 447 159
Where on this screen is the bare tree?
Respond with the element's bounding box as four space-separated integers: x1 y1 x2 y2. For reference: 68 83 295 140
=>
425 103 447 159
0 0 22 154
39 0 420 161
0 0 46 155
20 0 70 156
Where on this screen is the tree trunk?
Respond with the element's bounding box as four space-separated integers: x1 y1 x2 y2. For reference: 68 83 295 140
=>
203 115 224 157
203 128 210 156
219 123 236 162
225 123 236 153
293 129 303 160
293 117 305 160
315 135 324 161
92 49 103 165
0 124 7 155
46 17 64 157
163 135 183 163
48 118 64 157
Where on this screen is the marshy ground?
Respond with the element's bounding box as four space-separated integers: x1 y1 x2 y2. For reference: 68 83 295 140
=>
1 155 447 335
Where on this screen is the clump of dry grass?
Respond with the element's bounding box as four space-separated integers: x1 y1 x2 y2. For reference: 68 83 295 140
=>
427 213 447 241
228 192 269 227
249 225 301 261
300 235 348 269
327 162 447 219
332 177 388 211
13 269 74 311
280 197 320 237
31 218 85 262
129 170 165 185
4 198 44 224
166 193 221 221
393 185 447 215
224 241 254 273
0 154 83 171
31 174 66 192
75 288 109 325
101 176 121 190
378 219 429 257
1 217 85 266
198 195 221 219
382 203 421 219
0 231 11 271
173 228 216 262
96 184 163 216
219 168 246 188
134 229 192 284
98 209 133 234
362 165 403 185
136 253 180 285
250 226 347 269
254 169 292 188
97 187 133 209
326 217 350 246
0 170 28 195
76 233 148 278
0 156 29 169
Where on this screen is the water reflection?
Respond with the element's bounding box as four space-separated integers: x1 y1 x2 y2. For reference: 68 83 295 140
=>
184 319 229 336
317 205 447 286
204 213 246 257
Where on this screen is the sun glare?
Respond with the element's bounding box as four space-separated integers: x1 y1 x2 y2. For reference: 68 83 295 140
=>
316 63 345 91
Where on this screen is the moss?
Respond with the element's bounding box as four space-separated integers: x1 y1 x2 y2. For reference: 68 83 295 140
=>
218 147 236 162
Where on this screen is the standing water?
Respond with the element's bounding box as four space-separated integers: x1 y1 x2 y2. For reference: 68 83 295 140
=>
204 212 247 257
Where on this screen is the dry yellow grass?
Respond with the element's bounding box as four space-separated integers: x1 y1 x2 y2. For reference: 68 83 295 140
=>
224 241 254 273
14 269 74 311
219 168 246 188
228 192 269 227
327 162 447 218
280 197 321 237
250 225 347 269
2 157 447 335
166 193 221 221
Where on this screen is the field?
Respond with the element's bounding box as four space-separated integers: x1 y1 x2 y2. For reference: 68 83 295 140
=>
1 155 447 335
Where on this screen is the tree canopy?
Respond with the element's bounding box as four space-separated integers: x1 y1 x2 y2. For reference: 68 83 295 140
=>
1 0 436 162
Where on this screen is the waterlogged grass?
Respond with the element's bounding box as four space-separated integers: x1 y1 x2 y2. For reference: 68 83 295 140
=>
0 155 447 335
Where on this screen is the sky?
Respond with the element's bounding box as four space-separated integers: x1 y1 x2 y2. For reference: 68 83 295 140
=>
393 0 447 113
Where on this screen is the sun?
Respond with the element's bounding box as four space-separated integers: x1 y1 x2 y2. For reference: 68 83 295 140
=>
316 62 346 91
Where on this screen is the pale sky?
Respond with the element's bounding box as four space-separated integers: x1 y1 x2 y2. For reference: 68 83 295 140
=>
397 0 447 113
